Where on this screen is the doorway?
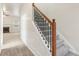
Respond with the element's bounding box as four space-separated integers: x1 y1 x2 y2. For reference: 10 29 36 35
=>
3 27 9 33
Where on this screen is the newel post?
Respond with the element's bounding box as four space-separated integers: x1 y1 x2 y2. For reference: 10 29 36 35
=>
52 19 56 56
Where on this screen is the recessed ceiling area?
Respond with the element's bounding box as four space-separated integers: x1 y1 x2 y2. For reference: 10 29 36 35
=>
3 3 22 17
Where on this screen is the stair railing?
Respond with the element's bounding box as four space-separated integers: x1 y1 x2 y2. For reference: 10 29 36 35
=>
32 3 56 56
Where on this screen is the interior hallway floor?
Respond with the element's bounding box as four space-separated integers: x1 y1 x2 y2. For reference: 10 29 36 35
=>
0 33 34 56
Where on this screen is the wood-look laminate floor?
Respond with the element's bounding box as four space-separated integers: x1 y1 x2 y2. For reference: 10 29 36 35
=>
0 33 34 56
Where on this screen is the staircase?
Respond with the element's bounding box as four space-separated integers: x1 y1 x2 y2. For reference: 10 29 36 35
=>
33 3 79 56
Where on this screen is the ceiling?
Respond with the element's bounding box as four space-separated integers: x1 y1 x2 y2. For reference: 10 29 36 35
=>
3 3 22 17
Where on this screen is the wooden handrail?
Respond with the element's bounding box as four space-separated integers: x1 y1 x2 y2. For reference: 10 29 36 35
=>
32 3 56 56
32 3 52 24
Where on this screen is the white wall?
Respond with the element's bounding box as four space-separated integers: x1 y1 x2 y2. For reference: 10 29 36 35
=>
0 4 1 48
35 3 79 52
3 3 21 33
20 3 50 56
0 3 3 53
3 15 20 33
3 16 20 33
